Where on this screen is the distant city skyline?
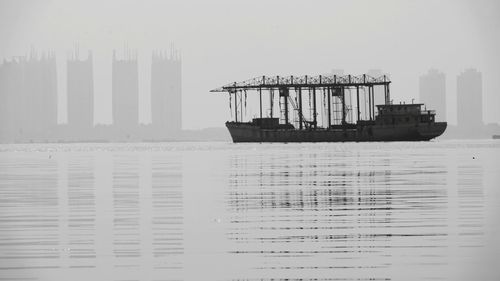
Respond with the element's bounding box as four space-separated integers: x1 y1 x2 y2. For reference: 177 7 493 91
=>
0 51 496 131
0 48 184 142
0 0 499 130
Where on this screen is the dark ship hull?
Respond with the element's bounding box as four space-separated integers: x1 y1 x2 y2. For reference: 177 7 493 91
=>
226 121 447 143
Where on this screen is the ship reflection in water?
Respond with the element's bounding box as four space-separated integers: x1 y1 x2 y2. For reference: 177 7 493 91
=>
0 141 499 281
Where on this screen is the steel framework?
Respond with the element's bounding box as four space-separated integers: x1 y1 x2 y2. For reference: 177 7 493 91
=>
211 74 392 129
210 74 391 92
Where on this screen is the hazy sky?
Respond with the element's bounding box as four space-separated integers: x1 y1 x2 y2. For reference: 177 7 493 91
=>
1 0 499 129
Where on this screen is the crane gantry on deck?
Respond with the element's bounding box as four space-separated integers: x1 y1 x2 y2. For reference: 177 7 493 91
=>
210 74 392 130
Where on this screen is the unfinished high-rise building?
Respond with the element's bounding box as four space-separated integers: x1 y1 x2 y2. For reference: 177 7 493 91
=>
28 52 58 138
0 51 57 142
0 58 23 140
419 69 446 122
151 49 182 135
67 50 94 131
112 50 139 133
457 68 482 129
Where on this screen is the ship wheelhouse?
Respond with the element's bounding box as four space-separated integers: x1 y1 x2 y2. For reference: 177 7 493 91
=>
375 104 437 126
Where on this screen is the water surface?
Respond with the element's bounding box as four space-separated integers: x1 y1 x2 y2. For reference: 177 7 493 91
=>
0 140 499 281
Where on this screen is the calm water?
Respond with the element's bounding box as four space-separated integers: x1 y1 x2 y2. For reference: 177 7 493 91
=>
0 140 499 281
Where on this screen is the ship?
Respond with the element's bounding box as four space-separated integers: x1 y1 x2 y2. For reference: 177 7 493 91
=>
211 74 447 143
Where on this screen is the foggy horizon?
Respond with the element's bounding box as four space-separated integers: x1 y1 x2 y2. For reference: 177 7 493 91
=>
1 2 499 280
1 0 499 130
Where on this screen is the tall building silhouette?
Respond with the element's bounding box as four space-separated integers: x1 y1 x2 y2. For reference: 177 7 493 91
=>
26 52 58 137
0 58 23 139
0 52 57 141
67 51 94 131
112 50 139 133
457 68 482 129
151 50 182 134
419 69 446 121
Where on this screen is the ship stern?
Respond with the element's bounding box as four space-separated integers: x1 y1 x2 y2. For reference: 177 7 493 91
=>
417 122 447 140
